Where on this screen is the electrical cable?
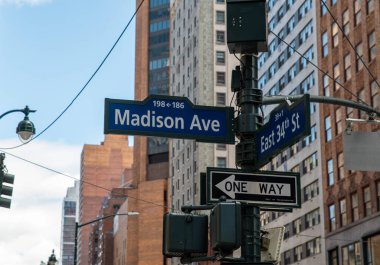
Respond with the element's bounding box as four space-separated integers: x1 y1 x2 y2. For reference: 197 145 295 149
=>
269 30 371 107
0 148 169 211
0 0 145 150
3 148 380 245
320 0 380 90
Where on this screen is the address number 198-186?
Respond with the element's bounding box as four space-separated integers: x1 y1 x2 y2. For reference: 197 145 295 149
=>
153 100 185 109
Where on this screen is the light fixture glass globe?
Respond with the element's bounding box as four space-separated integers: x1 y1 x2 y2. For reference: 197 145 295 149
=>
16 117 36 143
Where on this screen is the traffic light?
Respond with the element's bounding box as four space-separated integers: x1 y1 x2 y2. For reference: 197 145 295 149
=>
210 202 241 254
163 213 208 258
0 170 15 209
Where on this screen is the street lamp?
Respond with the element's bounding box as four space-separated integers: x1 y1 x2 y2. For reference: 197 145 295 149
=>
74 212 139 265
0 106 37 143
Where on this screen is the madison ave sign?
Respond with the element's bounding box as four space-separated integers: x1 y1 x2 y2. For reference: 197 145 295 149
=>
104 96 235 144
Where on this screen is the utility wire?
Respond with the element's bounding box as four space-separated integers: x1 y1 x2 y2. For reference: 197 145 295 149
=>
4 148 380 245
269 30 371 107
0 0 145 150
0 148 168 211
320 0 380 90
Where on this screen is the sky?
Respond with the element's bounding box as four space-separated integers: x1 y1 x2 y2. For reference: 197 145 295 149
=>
0 0 136 264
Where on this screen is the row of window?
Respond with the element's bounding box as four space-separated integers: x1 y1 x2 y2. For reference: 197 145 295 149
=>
259 0 313 68
269 0 311 34
150 20 170 33
283 237 321 265
328 182 380 232
259 21 314 89
329 233 380 265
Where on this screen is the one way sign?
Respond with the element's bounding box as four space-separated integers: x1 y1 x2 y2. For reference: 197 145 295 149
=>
207 168 300 208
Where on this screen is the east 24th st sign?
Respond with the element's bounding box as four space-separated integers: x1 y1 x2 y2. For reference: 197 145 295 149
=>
104 96 234 144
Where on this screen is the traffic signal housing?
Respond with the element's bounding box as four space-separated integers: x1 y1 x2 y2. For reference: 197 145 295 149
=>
163 213 208 258
210 202 241 254
0 171 15 208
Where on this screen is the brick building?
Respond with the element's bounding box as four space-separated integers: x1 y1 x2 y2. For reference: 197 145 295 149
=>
78 135 133 265
316 0 380 264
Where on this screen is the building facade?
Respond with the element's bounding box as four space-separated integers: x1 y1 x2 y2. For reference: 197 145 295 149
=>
169 0 237 263
316 0 380 264
259 0 326 264
78 135 133 265
60 181 79 265
88 188 129 265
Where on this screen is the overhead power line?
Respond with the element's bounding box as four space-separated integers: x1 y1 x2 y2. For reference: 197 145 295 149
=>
269 30 372 108
0 0 146 150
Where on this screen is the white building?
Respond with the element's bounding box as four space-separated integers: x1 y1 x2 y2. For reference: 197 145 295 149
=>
60 181 79 265
169 0 237 213
258 0 326 265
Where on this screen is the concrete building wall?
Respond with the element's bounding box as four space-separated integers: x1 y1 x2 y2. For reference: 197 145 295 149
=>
259 0 326 264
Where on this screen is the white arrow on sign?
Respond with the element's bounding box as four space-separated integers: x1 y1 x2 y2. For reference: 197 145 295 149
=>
215 175 291 199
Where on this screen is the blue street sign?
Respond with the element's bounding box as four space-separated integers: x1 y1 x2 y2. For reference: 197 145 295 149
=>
256 94 310 167
104 96 235 144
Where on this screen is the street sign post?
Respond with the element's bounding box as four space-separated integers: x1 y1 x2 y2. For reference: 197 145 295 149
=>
104 95 234 144
207 167 300 208
255 94 310 168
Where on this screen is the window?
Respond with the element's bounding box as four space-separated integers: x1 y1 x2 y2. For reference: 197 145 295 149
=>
328 159 334 186
364 186 372 217
351 193 359 222
344 54 352 81
306 237 321 257
333 63 340 90
322 31 328 57
304 181 319 202
284 250 291 265
331 0 337 5
342 9 350 35
303 152 318 174
355 42 363 72
370 81 379 109
367 0 374 13
305 208 320 228
338 153 344 180
216 0 225 3
364 233 380 265
335 108 343 134
358 89 366 118
216 51 225 64
284 224 290 239
342 242 362 265
340 198 347 226
293 218 302 234
329 248 338 265
216 93 226 106
216 144 226 150
321 0 327 16
217 157 226 168
377 182 380 211
329 204 336 231
354 0 362 26
368 31 376 62
325 116 332 142
332 22 339 47
294 245 303 262
216 31 225 43
323 74 330 96
216 11 225 24
216 72 226 85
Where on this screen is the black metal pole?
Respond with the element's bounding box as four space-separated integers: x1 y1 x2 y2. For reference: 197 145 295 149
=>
235 54 262 263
